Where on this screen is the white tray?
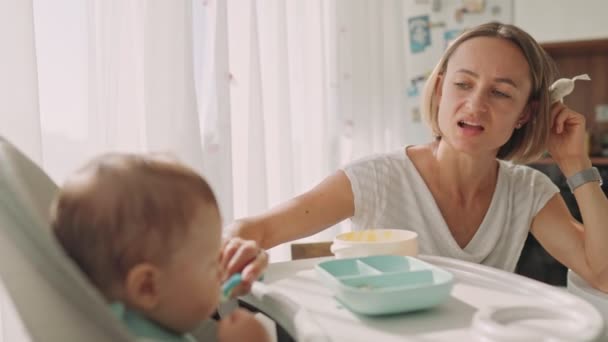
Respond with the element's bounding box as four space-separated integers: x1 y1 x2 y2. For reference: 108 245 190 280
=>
244 255 604 341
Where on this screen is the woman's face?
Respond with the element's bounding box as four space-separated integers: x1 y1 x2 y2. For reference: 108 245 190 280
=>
436 36 533 157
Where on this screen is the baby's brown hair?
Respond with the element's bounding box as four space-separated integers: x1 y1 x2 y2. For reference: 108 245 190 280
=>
51 153 219 299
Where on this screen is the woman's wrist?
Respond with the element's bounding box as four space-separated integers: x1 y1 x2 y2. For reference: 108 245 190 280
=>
226 218 267 247
556 156 593 178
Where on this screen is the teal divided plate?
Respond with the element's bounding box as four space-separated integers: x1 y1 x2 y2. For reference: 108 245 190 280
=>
315 255 454 315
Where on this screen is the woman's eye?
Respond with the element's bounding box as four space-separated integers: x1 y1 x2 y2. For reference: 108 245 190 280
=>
454 82 470 89
492 89 511 98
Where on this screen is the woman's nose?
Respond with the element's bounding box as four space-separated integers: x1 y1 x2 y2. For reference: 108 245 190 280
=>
466 90 489 114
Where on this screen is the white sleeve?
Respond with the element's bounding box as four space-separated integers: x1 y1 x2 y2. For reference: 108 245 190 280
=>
341 155 385 229
530 170 561 216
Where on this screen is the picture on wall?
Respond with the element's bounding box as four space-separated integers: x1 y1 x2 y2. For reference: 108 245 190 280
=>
408 15 431 53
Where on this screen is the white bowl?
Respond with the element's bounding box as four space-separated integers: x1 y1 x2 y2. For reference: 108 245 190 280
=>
330 229 418 259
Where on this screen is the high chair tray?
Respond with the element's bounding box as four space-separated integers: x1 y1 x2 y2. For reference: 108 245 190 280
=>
244 255 604 341
315 255 453 315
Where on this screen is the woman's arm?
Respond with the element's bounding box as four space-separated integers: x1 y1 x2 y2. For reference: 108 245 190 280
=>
226 170 355 249
531 187 608 292
532 102 608 292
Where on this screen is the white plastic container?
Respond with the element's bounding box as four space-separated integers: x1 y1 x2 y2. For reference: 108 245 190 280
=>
330 229 418 259
245 255 604 341
568 269 608 321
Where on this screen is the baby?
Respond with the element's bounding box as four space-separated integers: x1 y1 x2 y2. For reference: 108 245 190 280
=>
51 153 268 342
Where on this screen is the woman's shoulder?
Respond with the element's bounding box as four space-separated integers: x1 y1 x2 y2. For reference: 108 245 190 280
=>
498 159 544 175
497 160 557 189
341 148 413 181
344 148 408 166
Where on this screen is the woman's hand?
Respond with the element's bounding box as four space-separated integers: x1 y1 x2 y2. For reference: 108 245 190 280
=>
220 237 268 297
547 102 591 176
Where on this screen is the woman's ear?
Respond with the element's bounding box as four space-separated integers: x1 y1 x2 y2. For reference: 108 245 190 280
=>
518 100 538 127
124 263 162 311
435 74 444 99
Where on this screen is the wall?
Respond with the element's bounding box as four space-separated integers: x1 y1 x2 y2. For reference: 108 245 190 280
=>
515 0 608 43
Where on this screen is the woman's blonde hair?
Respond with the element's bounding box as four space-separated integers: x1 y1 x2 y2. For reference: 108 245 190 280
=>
421 22 558 163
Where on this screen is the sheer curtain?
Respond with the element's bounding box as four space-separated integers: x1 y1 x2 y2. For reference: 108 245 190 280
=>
195 0 425 261
31 0 205 183
1 0 426 263
0 0 43 164
1 1 208 339
0 1 40 340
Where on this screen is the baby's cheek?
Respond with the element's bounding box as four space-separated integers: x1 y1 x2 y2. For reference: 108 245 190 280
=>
189 274 221 320
192 293 216 322
207 278 221 308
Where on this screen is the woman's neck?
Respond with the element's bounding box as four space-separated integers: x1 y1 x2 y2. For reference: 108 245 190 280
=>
430 140 499 204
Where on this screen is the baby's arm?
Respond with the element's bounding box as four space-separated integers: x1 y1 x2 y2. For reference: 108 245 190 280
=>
217 308 270 342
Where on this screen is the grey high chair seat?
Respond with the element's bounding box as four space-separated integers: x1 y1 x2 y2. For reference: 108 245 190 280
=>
0 137 134 342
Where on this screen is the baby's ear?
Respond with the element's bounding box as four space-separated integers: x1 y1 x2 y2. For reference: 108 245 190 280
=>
125 263 162 311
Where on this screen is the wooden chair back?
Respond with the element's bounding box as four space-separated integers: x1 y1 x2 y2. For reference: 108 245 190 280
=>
290 241 333 260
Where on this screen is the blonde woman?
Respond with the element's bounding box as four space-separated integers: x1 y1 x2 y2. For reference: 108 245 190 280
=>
227 22 608 293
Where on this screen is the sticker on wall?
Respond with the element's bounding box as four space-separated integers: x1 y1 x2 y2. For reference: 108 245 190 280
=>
411 107 422 123
463 0 485 13
408 15 431 54
454 0 487 22
407 74 428 98
407 83 419 98
444 29 462 49
429 21 447 29
491 5 502 16
431 0 441 12
407 72 432 101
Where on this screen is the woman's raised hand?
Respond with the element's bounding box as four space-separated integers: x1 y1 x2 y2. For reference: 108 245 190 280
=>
547 102 591 175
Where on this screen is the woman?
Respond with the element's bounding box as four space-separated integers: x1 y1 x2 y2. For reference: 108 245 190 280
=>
227 22 608 292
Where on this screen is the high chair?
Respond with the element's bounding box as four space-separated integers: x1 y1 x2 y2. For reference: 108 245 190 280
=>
0 137 290 342
0 137 136 341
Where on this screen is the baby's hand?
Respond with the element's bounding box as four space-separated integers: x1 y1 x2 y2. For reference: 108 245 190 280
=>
217 308 270 342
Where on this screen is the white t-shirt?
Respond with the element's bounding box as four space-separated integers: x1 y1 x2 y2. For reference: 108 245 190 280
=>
342 148 560 272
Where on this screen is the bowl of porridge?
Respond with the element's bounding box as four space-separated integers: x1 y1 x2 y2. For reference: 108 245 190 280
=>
330 229 418 259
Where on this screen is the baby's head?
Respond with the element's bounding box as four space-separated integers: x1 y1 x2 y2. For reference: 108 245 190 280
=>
51 153 222 333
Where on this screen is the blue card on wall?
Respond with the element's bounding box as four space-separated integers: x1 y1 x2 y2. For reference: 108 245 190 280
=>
408 15 431 54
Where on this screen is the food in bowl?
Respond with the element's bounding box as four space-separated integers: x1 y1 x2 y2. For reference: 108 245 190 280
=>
330 229 418 258
337 230 401 242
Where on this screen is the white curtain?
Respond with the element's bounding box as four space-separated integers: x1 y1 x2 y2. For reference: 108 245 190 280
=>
0 5 38 339
1 2 206 339
195 0 420 261
28 0 205 184
0 0 43 164
2 0 421 264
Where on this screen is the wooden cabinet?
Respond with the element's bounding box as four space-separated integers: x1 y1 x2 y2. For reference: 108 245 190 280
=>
542 39 608 156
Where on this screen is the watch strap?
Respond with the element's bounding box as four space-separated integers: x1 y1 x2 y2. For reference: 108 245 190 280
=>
566 166 602 192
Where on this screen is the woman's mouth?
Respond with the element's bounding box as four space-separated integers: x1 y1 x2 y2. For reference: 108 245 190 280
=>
458 120 484 131
457 120 485 135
